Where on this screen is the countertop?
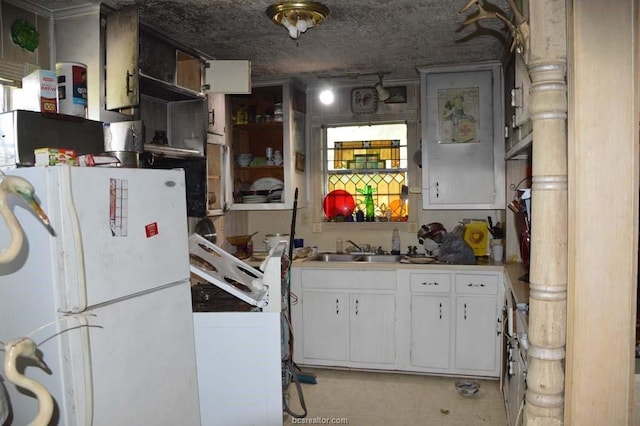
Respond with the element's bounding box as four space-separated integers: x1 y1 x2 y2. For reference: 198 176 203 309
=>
243 252 529 304
504 263 530 303
291 255 505 271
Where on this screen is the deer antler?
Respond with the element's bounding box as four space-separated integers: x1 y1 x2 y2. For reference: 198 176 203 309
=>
459 0 529 54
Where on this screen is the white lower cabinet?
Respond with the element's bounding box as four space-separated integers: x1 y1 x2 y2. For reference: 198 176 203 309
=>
349 293 396 364
291 266 503 377
292 268 397 368
301 290 349 361
408 272 452 370
410 295 450 369
453 272 502 376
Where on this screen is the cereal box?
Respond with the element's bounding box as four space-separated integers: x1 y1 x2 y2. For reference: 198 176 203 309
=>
34 148 76 166
22 69 58 113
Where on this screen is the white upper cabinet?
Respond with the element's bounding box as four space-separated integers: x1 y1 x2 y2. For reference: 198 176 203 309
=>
419 62 505 209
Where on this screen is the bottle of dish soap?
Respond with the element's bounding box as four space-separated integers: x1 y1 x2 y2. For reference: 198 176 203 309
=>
391 228 400 255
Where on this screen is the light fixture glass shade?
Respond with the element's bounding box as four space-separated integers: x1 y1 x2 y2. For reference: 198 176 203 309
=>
266 1 330 39
319 88 335 105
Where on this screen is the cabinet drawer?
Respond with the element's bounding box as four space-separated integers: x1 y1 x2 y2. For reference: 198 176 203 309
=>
409 273 451 293
455 273 499 295
301 270 397 290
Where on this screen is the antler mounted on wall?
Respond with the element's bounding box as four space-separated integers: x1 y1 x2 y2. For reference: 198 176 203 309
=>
459 0 529 55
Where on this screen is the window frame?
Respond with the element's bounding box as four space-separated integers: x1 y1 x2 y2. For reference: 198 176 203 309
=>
322 122 409 223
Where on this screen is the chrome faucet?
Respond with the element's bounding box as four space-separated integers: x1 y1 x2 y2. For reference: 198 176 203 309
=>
346 240 363 252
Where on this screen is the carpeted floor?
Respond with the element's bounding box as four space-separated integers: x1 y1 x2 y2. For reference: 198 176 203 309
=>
283 367 507 426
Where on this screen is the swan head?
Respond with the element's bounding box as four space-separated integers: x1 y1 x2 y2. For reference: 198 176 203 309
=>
5 337 49 372
1 175 55 236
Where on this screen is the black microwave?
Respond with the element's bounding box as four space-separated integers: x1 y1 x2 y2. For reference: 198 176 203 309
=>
141 152 206 217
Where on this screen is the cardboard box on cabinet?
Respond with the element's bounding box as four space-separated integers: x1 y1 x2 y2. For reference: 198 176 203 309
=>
21 69 58 113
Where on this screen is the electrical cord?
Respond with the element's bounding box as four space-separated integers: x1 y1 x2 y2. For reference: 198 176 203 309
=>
281 187 309 419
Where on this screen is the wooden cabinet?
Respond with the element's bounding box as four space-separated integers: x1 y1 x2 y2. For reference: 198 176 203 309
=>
418 62 505 209
229 80 307 210
291 268 397 368
506 54 533 159
106 6 206 111
206 133 226 215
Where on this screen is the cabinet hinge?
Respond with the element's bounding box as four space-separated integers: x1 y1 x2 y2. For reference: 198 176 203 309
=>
204 62 211 69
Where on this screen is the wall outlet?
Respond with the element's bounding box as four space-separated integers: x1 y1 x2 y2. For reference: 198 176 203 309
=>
408 222 418 233
312 223 322 233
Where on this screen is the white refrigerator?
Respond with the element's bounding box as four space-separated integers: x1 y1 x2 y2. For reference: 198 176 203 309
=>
0 166 200 425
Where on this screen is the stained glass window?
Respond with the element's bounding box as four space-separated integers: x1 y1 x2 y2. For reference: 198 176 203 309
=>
325 124 408 222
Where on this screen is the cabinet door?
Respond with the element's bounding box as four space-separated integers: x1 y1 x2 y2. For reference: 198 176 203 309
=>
410 295 450 369
206 134 226 215
106 6 139 110
301 290 349 361
139 29 177 84
349 293 396 364
455 296 499 373
419 63 505 209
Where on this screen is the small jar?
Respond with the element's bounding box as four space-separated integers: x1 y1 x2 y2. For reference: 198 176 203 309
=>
273 150 283 165
273 102 283 122
235 105 248 124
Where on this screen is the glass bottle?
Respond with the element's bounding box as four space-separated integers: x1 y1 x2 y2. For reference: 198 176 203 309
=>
391 228 400 255
357 185 376 222
236 104 248 124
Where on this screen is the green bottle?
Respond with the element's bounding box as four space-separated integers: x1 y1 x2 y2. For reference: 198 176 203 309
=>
357 185 376 222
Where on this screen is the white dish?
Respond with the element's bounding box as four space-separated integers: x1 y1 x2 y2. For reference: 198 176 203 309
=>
251 177 284 192
242 195 268 203
407 256 437 264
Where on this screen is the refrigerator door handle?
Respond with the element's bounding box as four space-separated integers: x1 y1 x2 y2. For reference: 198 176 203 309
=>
59 314 95 425
58 166 89 314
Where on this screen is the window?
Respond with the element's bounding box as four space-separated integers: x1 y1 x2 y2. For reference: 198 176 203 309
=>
324 123 408 222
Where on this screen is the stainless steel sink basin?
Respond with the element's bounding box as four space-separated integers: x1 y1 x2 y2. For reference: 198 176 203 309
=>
308 253 359 262
307 253 404 263
354 254 404 263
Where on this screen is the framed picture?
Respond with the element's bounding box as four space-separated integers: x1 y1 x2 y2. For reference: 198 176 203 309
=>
437 86 480 143
351 87 378 114
295 152 305 172
421 67 492 145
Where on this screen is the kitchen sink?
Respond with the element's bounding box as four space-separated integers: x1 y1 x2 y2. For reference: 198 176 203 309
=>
308 253 359 262
307 253 404 263
354 254 404 263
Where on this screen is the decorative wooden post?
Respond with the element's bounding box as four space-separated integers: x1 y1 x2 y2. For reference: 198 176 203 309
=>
524 1 567 425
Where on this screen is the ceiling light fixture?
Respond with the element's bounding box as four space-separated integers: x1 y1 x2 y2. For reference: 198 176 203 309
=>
266 1 330 40
319 87 334 105
374 73 390 102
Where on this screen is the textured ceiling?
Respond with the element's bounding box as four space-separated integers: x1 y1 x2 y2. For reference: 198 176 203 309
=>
24 0 512 85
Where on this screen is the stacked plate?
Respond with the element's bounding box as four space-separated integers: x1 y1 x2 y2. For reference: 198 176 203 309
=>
242 195 268 203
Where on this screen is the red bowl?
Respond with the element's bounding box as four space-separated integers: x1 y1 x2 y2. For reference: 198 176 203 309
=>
323 190 355 219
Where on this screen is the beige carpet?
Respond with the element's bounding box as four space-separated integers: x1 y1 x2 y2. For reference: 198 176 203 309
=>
283 368 507 426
